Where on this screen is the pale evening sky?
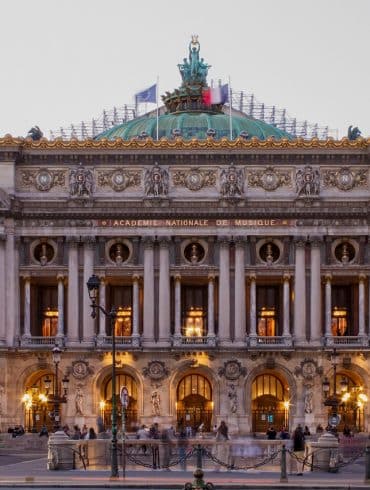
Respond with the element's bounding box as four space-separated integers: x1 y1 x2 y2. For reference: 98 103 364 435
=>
0 0 369 139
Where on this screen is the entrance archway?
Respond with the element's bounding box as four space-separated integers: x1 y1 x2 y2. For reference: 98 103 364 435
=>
22 373 57 433
252 373 289 433
176 374 213 432
101 373 138 431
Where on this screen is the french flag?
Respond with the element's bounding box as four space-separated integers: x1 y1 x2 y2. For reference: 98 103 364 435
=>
203 84 229 105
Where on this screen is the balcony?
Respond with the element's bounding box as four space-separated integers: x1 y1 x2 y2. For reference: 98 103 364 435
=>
325 335 368 348
249 335 293 348
19 335 64 348
172 335 217 348
96 335 141 349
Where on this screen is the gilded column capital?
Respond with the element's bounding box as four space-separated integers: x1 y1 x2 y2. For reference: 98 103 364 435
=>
249 273 257 282
359 273 366 283
207 273 215 282
324 273 332 283
142 237 155 249
174 273 181 282
132 273 141 282
283 273 290 282
56 273 65 282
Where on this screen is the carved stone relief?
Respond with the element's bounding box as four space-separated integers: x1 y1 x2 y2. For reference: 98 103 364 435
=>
219 163 244 198
248 166 292 191
142 361 169 382
322 167 368 191
144 163 169 197
294 358 322 380
97 169 141 192
172 168 216 191
69 163 94 197
20 168 66 192
295 166 320 197
218 360 247 380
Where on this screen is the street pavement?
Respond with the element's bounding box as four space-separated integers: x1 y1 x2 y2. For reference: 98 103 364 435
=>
0 446 369 489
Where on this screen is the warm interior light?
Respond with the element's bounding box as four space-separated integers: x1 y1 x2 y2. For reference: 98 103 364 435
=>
341 392 350 402
257 307 276 336
115 306 132 336
331 306 347 336
39 393 48 403
184 307 204 337
359 393 368 403
283 400 290 410
42 308 58 336
100 400 106 410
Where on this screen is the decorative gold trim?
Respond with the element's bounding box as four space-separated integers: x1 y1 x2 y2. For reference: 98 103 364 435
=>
0 135 369 150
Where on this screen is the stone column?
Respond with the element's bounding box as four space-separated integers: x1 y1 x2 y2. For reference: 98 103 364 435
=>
98 276 106 338
358 274 366 336
0 235 6 343
132 274 140 345
234 238 246 343
67 237 79 344
23 275 31 338
174 274 182 336
283 273 290 337
208 274 215 337
218 238 230 343
310 239 322 343
57 274 64 338
249 273 257 337
82 237 95 344
5 226 17 346
143 238 155 343
294 239 306 343
158 238 170 345
324 274 332 337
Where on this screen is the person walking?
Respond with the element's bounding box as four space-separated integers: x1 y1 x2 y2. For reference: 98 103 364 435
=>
291 424 305 475
215 421 229 470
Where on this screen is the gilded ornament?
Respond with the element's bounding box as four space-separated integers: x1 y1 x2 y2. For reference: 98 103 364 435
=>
218 360 247 380
248 166 291 191
69 163 94 197
322 167 367 191
144 163 169 197
97 168 141 191
172 168 216 191
220 163 244 198
20 168 66 192
142 361 169 381
295 166 320 197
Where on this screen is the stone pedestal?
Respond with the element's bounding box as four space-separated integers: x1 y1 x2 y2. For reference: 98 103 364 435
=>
47 430 76 470
308 431 339 472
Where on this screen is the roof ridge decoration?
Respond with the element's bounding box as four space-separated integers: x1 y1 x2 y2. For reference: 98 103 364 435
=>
0 134 369 150
162 36 221 115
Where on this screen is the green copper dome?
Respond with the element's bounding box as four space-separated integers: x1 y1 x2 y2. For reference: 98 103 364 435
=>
96 37 292 141
96 111 292 141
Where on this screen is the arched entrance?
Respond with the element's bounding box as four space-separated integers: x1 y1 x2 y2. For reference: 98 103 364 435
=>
101 373 138 431
252 373 290 433
176 374 213 432
22 373 58 433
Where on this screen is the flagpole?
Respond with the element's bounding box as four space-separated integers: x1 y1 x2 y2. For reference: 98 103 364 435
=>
228 76 232 140
156 76 159 141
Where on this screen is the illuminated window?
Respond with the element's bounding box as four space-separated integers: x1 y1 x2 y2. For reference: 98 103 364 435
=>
115 306 132 336
42 308 58 337
331 306 348 336
257 307 276 337
184 307 204 337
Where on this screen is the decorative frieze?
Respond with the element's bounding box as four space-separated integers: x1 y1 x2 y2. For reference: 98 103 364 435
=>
322 167 368 191
69 163 94 197
19 168 66 191
144 163 169 197
295 166 320 197
97 168 141 191
172 168 216 191
219 163 244 198
247 166 291 191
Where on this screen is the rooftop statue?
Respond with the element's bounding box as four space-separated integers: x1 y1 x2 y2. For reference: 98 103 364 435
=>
177 35 211 86
347 125 362 140
27 126 43 141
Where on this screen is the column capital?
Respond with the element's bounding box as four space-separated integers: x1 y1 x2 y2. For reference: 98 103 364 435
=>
21 273 31 282
283 273 290 282
158 236 171 248
81 236 96 246
132 273 141 282
174 273 181 282
359 273 366 283
56 273 65 282
310 237 323 248
66 235 80 245
142 237 155 249
218 236 230 247
208 273 215 282
249 273 257 282
324 273 332 283
294 237 307 248
234 236 247 247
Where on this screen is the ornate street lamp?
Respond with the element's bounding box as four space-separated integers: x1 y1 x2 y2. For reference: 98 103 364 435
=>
45 345 69 431
322 349 340 428
87 274 119 479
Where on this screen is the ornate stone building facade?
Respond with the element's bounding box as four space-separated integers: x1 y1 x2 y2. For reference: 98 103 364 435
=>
0 40 369 435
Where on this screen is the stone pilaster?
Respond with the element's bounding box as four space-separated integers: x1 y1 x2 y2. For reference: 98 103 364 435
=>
158 237 171 345
310 239 322 343
57 274 65 338
67 237 79 344
324 274 332 337
283 273 290 337
358 274 366 336
218 238 230 343
234 238 246 343
249 273 257 339
143 237 155 344
0 235 6 344
294 239 306 343
98 276 106 338
207 274 215 338
5 225 17 346
23 275 31 338
82 236 95 344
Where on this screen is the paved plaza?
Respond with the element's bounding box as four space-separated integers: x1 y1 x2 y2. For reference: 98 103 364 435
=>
0 445 368 489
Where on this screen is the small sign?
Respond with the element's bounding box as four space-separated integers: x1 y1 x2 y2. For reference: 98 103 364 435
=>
120 386 129 409
329 414 341 426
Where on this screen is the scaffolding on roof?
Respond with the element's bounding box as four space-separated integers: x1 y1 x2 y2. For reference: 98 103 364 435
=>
49 90 336 141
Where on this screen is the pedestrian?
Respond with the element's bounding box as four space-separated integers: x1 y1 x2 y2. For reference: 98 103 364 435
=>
279 427 290 440
71 425 82 440
160 428 171 470
303 425 311 436
137 424 149 454
177 429 188 470
85 427 97 440
290 425 305 475
215 421 229 470
266 426 277 440
39 425 48 437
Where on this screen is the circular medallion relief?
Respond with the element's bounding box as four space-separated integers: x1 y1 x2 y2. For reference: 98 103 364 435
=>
261 170 279 191
33 241 55 265
109 242 130 265
186 171 204 191
336 168 354 191
111 171 127 191
259 242 280 264
334 241 356 264
36 170 53 191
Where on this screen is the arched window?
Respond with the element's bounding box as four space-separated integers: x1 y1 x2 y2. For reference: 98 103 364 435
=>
251 374 289 433
176 374 213 432
101 373 138 431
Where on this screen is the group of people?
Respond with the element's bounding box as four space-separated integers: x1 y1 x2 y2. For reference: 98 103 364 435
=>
266 425 311 440
64 424 97 440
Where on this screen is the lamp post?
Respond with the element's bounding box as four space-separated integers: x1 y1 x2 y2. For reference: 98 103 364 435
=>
86 274 119 479
44 345 69 432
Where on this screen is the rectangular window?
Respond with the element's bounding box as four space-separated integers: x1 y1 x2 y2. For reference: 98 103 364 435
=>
256 285 280 336
181 286 208 336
